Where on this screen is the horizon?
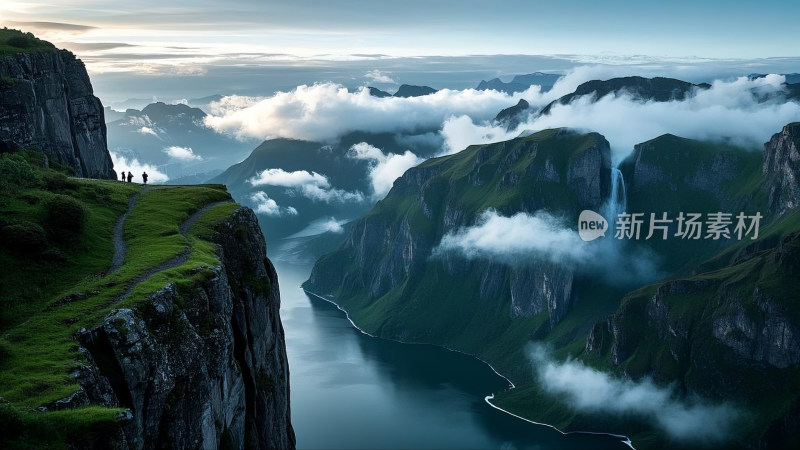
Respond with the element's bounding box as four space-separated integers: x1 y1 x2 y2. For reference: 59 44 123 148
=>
3 1 800 104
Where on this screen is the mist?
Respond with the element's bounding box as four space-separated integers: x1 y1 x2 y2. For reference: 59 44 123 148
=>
249 191 298 217
203 83 536 142
442 72 800 161
109 151 168 183
528 345 743 444
347 142 423 199
248 168 365 204
432 209 660 285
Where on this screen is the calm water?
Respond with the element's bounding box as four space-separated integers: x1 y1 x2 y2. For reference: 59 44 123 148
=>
276 261 630 449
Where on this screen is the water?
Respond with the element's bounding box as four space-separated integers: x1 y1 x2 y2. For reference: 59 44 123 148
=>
276 261 631 449
606 167 627 218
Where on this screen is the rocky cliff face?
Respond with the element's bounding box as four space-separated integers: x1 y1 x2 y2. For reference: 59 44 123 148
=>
585 123 800 447
764 122 800 215
306 129 610 347
0 50 115 179
66 208 294 449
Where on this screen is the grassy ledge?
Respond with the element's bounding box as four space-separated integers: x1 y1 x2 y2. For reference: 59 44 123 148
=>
0 150 240 448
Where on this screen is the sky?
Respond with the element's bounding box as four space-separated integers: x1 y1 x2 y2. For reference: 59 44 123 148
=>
3 0 799 103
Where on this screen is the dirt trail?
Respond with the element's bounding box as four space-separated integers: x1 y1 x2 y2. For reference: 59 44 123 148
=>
108 189 145 274
112 199 233 302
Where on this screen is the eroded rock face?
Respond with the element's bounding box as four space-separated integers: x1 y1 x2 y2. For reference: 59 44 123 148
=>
0 50 115 179
72 208 294 449
764 122 800 215
306 131 611 333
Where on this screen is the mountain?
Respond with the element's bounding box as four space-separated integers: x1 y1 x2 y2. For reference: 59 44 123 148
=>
493 99 530 130
368 86 392 97
476 72 561 94
0 30 293 449
0 29 115 179
304 128 614 368
103 106 126 123
393 84 438 97
585 123 800 448
106 101 257 181
210 131 442 246
494 76 710 128
305 124 800 447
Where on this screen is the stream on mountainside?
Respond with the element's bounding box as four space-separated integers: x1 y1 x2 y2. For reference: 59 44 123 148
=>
274 260 631 449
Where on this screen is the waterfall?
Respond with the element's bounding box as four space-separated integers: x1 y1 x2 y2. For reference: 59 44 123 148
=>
604 167 627 219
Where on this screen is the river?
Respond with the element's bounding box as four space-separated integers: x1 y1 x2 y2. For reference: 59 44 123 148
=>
275 261 631 449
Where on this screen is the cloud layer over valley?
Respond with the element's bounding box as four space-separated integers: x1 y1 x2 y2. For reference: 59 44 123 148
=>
528 345 743 444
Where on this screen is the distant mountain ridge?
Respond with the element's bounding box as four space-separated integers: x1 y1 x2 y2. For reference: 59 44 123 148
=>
493 76 711 128
476 72 561 94
393 84 438 97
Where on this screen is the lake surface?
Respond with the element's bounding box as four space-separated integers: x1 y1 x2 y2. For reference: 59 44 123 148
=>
276 261 630 449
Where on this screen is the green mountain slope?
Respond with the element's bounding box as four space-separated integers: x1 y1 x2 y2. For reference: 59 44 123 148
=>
306 124 800 448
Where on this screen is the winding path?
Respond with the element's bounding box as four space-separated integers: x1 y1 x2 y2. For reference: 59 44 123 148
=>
109 191 233 302
109 190 144 274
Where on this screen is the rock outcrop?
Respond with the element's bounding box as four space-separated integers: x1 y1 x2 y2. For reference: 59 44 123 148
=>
70 207 294 449
764 122 800 215
0 49 115 179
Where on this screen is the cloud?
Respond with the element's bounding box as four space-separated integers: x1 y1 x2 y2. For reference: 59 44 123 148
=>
348 142 423 199
249 191 298 217
138 126 158 137
248 168 364 204
285 216 348 239
163 145 202 161
432 209 660 284
441 70 800 162
528 345 743 444
6 21 95 33
296 184 365 203
249 168 330 188
109 151 168 183
203 83 533 142
365 69 396 84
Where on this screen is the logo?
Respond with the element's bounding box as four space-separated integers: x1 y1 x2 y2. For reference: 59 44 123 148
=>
578 210 607 241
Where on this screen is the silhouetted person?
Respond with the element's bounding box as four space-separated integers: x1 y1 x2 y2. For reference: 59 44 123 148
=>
120 171 126 181
127 172 133 183
142 172 148 184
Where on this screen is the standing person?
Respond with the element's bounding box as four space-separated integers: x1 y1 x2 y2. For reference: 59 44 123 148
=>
142 171 148 184
127 171 133 183
120 170 126 181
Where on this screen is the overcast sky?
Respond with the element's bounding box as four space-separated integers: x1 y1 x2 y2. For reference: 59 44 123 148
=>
3 1 798 103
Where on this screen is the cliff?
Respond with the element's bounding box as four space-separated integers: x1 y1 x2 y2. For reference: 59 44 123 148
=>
0 166 294 449
0 39 115 179
764 122 800 215
305 128 611 372
75 207 294 449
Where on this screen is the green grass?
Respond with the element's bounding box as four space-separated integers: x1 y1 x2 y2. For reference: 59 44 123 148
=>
0 28 57 57
0 151 241 448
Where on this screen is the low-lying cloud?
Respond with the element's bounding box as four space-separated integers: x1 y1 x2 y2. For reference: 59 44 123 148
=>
249 191 298 217
109 151 168 183
163 145 202 161
442 72 800 161
528 345 743 444
432 209 659 284
347 142 423 199
203 83 534 142
137 126 159 137
365 69 396 84
248 168 364 204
